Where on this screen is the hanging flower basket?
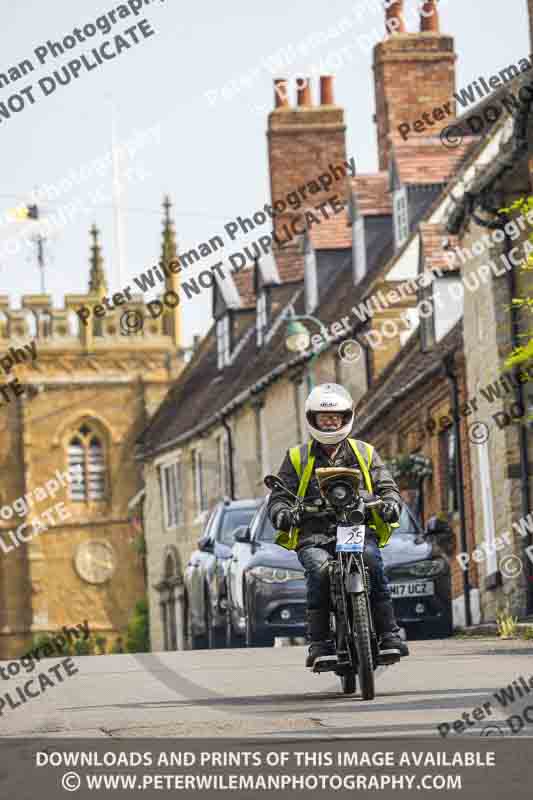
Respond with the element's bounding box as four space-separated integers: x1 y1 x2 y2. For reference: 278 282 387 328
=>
386 453 433 489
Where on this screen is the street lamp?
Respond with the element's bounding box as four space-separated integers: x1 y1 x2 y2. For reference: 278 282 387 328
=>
284 314 329 389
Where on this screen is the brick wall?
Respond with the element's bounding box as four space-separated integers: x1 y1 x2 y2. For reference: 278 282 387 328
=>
373 33 457 169
267 79 348 251
357 357 480 627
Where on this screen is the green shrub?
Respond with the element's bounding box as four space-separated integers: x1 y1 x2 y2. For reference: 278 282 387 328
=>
125 597 150 653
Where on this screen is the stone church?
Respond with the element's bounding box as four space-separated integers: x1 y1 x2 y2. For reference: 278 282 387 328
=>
0 198 183 659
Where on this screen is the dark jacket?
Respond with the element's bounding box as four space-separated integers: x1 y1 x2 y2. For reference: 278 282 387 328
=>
266 437 401 547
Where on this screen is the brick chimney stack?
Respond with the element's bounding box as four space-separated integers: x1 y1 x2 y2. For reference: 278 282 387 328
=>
267 76 349 247
373 0 456 170
420 0 439 32
385 0 406 34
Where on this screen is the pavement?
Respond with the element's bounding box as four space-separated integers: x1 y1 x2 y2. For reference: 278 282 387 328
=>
1 636 532 739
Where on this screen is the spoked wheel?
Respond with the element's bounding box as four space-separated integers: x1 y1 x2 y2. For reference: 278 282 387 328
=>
351 593 375 700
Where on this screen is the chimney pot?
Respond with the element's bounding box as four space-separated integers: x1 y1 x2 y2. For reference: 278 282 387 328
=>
385 0 406 34
274 79 289 109
320 75 334 105
420 0 439 32
296 77 312 107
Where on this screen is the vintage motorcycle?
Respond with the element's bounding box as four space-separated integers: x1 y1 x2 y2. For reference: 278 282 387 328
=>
264 466 399 700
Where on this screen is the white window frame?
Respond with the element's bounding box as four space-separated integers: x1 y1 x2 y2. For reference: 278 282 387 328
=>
160 459 184 530
353 216 367 284
216 315 231 369
393 186 409 251
191 448 208 516
256 290 268 347
304 244 318 314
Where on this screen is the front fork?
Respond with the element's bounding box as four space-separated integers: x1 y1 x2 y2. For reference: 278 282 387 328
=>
330 552 377 666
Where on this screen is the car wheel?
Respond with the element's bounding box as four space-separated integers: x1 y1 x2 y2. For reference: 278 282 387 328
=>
206 593 225 650
186 598 207 650
245 592 275 648
435 613 454 638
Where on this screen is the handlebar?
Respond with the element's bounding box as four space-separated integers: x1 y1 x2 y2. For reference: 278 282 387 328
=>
289 496 384 526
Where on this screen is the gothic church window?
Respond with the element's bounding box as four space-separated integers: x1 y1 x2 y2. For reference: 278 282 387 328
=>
67 423 107 501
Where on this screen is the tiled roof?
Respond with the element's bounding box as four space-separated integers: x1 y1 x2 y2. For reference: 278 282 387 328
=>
419 222 460 273
394 139 477 185
309 207 352 250
137 282 303 455
232 268 256 308
351 173 392 215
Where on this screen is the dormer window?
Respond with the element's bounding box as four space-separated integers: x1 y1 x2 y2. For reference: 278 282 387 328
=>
304 235 318 314
353 216 366 284
393 186 409 250
256 290 268 347
216 314 231 369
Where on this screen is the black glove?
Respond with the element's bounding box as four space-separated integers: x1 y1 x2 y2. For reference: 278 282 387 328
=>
380 501 400 524
275 508 295 532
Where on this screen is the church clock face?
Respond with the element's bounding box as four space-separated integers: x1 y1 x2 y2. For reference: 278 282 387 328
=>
74 541 116 584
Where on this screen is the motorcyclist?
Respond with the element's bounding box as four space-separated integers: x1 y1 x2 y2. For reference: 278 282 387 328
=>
267 382 407 668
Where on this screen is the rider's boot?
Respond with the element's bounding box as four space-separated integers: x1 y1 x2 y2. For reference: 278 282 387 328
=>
305 609 336 669
373 600 402 660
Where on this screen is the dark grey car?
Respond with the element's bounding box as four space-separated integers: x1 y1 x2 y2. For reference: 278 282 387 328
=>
226 500 307 647
183 498 261 649
383 506 454 636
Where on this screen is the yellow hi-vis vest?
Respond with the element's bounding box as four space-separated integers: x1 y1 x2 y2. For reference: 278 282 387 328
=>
274 438 399 551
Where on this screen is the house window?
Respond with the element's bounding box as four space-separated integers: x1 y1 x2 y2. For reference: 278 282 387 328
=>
67 423 106 501
304 241 318 314
256 290 268 347
433 275 464 342
216 435 231 498
191 449 207 514
393 187 409 250
216 315 231 369
441 427 459 514
353 217 367 284
254 402 270 484
161 461 184 528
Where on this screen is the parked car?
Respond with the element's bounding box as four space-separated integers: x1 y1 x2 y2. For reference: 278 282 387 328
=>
183 498 261 649
382 505 454 637
226 500 307 647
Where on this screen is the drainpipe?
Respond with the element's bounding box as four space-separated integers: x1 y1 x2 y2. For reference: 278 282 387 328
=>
443 352 472 627
221 416 235 500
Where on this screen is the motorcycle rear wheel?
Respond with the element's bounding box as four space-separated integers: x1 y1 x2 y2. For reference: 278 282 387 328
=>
351 593 375 700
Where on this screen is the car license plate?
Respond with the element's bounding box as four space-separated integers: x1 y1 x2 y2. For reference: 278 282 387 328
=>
389 581 435 598
336 524 365 552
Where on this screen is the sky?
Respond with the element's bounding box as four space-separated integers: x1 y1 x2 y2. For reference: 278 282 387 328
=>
0 0 529 347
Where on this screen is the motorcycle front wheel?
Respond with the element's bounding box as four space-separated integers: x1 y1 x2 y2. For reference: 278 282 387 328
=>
351 593 375 700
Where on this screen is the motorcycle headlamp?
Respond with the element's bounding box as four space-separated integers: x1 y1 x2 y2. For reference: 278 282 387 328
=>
332 484 349 502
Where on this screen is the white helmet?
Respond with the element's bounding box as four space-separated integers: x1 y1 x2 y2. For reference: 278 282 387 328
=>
305 383 354 445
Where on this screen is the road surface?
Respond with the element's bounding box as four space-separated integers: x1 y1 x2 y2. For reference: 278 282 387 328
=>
1 637 532 739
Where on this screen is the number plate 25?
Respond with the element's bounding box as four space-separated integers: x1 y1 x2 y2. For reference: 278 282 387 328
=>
336 524 366 552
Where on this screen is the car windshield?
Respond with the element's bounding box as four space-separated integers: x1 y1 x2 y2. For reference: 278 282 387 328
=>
393 505 422 535
258 512 276 543
219 508 257 546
